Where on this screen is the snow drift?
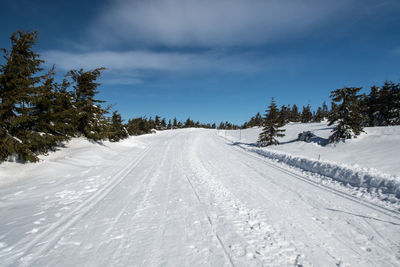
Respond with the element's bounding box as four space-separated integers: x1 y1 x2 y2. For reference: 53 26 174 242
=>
236 144 400 199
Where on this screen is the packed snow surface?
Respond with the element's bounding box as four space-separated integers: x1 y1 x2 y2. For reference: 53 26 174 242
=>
1 128 400 266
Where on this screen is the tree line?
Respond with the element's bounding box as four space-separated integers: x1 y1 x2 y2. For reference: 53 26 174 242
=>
0 30 223 163
255 83 400 146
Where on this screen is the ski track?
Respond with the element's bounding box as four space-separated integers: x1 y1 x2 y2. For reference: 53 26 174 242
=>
1 129 400 266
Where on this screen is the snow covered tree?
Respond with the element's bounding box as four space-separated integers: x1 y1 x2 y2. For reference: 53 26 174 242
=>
328 87 365 142
258 98 285 146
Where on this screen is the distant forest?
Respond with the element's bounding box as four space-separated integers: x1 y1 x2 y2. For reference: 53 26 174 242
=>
1 30 399 162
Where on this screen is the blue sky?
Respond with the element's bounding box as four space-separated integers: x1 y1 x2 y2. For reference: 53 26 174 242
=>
1 0 400 124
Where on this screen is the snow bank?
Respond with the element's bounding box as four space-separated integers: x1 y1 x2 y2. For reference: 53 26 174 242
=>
237 144 400 199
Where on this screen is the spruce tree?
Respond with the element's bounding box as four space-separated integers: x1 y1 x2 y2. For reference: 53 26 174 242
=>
0 30 48 161
313 107 324 122
279 105 290 124
258 98 285 146
367 81 400 126
29 69 69 153
328 87 365 142
301 105 313 123
291 104 300 122
108 111 128 142
67 68 108 141
321 101 329 119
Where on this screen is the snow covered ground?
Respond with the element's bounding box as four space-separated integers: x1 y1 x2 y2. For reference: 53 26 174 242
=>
1 128 400 266
221 122 400 176
220 123 400 202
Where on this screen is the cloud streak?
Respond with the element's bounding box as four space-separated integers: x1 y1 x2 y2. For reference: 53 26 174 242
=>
43 49 288 84
92 0 354 47
43 49 273 72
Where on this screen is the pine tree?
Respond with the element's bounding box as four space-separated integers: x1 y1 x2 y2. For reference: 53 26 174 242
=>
301 105 313 123
167 119 172 129
328 87 365 142
290 104 300 122
155 115 161 129
279 105 290 124
161 118 167 129
108 111 128 142
0 30 48 162
29 68 69 153
184 117 194 128
258 98 285 146
51 79 77 137
67 68 108 141
313 107 324 122
366 81 400 126
321 101 329 119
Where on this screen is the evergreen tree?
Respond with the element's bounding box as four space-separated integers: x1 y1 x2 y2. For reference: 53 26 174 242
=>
126 117 152 135
29 68 69 153
258 98 285 146
0 30 49 161
108 111 128 142
301 105 313 123
161 118 167 129
51 79 77 137
155 115 161 129
67 68 108 141
366 81 400 126
184 117 194 128
173 117 177 128
167 119 172 129
290 104 300 122
313 107 324 122
321 101 329 119
278 105 290 124
328 87 365 142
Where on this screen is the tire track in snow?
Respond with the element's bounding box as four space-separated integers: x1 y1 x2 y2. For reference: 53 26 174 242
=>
216 135 400 265
3 144 154 267
186 135 306 266
184 173 235 267
111 140 173 265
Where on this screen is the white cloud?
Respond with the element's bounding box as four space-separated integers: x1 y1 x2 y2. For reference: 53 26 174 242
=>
43 49 265 72
43 49 286 84
91 0 354 47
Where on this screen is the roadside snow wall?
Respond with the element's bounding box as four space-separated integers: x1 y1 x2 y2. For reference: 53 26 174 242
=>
240 145 400 199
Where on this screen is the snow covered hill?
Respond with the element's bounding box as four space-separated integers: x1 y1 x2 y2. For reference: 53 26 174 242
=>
1 128 400 266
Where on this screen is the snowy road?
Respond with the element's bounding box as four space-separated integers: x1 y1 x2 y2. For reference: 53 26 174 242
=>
1 129 400 266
